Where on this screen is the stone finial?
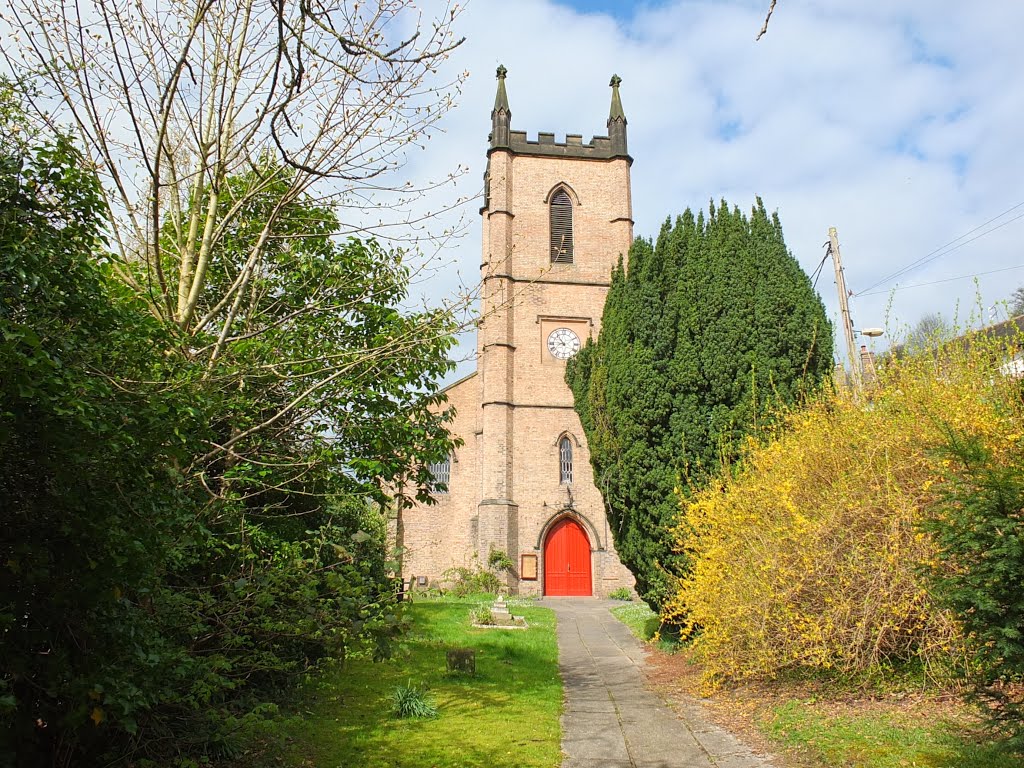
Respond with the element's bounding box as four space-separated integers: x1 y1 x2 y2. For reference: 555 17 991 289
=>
490 64 511 148
607 73 628 156
493 64 510 113
608 74 626 122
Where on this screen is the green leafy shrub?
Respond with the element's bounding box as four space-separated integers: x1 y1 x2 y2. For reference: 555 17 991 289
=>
0 112 212 766
924 431 1024 746
471 605 495 625
0 91 445 766
487 548 515 573
609 587 633 601
390 683 439 719
442 566 502 597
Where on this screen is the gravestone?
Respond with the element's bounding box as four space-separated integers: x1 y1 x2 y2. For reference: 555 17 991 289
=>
492 597 510 618
446 647 476 675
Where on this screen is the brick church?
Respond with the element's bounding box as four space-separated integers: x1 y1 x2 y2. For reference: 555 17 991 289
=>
399 67 635 597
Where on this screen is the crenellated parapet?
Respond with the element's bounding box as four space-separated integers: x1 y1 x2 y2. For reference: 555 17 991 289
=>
497 130 628 161
483 66 630 212
487 66 630 162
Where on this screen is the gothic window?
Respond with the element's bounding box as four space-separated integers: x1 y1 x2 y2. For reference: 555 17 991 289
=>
550 188 574 264
428 455 451 494
559 437 573 485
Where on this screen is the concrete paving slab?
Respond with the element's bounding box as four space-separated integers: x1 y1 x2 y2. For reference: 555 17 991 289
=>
621 724 703 761
609 689 659 705
563 759 633 768
617 705 685 724
565 701 618 715
544 599 776 768
561 733 631 762
692 725 754 756
600 672 644 687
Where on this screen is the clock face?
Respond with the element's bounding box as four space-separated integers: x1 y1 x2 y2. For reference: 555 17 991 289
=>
547 327 581 360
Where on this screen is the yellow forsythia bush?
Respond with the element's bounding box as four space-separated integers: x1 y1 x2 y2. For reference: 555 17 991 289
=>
664 332 1024 688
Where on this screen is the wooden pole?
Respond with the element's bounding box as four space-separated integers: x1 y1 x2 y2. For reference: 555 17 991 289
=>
829 227 861 393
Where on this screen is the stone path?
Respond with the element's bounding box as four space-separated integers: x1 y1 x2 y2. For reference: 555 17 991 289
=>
543 598 775 768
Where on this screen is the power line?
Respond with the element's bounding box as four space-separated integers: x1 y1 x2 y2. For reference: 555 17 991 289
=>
858 262 1024 297
809 247 829 290
857 202 1024 293
854 201 1024 296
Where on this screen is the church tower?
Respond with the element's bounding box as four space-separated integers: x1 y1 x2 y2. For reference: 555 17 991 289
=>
399 67 635 597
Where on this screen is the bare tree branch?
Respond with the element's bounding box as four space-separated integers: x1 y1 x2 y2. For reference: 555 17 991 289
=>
756 0 777 41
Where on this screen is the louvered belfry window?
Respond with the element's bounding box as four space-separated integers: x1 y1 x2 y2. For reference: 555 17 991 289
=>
550 189 574 263
559 438 573 485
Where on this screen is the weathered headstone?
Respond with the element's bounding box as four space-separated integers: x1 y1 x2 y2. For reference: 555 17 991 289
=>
446 647 476 675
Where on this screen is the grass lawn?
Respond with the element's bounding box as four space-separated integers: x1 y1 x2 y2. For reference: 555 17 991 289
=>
610 601 659 642
274 596 562 768
610 600 680 653
610 601 1021 768
765 699 1020 768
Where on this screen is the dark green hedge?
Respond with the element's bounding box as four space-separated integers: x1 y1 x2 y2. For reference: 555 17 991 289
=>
567 199 833 611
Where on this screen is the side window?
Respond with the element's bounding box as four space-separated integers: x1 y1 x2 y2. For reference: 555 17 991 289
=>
428 455 451 494
559 437 573 485
550 188 574 264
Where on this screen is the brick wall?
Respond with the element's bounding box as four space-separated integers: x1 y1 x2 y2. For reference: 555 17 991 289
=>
400 132 637 598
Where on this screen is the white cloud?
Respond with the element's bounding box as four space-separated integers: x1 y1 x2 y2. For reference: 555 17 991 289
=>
399 0 1024 379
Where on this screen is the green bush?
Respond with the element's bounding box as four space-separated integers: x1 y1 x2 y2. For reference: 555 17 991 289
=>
471 605 495 626
442 566 503 597
924 431 1024 746
567 199 833 611
0 116 211 766
0 93 426 766
487 548 515 573
608 587 633 601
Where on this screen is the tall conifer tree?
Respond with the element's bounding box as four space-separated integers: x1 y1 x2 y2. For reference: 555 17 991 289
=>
567 199 833 610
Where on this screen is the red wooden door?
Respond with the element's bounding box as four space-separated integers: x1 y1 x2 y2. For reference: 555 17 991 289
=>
543 518 592 596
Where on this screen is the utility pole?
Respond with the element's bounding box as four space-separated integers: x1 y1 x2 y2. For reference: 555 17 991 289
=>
829 227 861 392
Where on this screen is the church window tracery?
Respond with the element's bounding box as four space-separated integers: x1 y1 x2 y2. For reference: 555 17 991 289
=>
559 437 573 484
428 455 451 494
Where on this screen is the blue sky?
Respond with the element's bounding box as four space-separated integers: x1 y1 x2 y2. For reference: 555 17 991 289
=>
553 0 659 20
5 0 1017 380
392 1 1024 377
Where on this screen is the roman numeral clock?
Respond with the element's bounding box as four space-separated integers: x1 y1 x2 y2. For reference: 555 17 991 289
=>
546 327 581 360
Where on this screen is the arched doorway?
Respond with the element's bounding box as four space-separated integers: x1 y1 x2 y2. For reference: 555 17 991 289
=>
543 517 592 596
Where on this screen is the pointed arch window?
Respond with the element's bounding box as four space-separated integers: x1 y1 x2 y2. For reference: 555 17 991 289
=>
550 189 574 264
428 455 451 494
559 437 573 485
